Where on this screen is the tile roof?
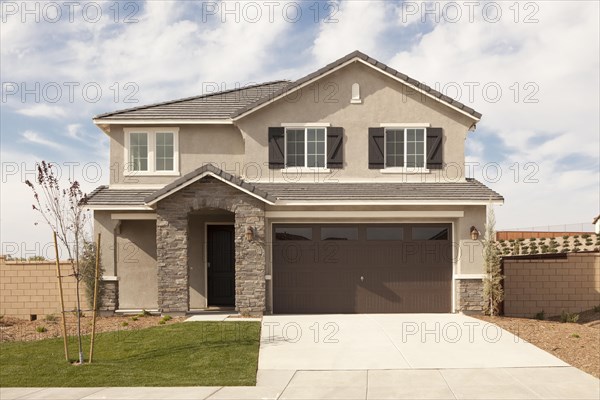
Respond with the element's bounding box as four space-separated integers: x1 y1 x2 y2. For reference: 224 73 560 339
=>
93 50 482 122
93 81 290 120
254 179 502 201
85 186 155 205
86 174 502 207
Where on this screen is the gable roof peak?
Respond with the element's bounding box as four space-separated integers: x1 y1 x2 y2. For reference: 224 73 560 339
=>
232 50 482 121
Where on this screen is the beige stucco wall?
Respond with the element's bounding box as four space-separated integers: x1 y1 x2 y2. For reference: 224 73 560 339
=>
116 220 158 309
94 211 117 276
107 124 244 186
103 61 476 186
455 205 487 275
237 61 475 182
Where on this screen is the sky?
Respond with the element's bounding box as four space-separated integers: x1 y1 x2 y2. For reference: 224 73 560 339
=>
1 0 599 259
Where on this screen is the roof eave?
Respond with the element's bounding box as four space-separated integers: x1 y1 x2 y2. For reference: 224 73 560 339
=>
92 118 233 125
273 199 504 206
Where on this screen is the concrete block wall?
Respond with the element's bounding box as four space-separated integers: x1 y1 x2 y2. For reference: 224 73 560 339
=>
0 257 89 319
503 252 600 317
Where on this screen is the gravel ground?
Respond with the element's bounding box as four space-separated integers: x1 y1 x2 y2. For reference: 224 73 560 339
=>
0 314 185 342
476 309 600 378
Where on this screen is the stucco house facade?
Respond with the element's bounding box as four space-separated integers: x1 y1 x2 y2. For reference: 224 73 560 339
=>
87 51 503 316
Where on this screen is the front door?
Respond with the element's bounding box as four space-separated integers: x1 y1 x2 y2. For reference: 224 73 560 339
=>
207 225 235 307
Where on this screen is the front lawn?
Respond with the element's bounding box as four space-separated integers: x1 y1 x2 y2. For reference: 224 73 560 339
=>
0 321 261 387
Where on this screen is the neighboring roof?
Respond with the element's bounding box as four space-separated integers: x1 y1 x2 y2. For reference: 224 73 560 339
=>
144 164 276 205
93 81 290 121
232 50 482 121
254 179 502 202
93 50 482 123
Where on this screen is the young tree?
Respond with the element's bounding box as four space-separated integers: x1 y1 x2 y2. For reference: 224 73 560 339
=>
25 161 89 364
482 205 504 316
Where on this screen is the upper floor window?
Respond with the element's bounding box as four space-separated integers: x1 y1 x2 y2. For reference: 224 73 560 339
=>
285 127 327 168
124 128 179 175
385 128 426 169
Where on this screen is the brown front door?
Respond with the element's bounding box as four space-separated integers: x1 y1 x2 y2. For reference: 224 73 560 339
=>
272 224 452 314
207 225 235 307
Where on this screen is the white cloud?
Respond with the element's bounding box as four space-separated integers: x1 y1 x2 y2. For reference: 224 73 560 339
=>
16 104 67 119
387 1 599 229
1 0 598 246
21 130 64 149
311 0 393 64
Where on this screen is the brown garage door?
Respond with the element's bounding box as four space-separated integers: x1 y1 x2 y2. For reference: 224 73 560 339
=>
272 223 452 313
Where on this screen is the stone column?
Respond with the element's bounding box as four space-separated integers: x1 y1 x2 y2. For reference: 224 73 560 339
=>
456 278 484 313
234 204 266 316
156 209 189 314
99 280 118 316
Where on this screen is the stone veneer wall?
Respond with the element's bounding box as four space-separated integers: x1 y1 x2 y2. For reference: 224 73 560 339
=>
99 280 118 314
455 279 484 313
155 177 266 315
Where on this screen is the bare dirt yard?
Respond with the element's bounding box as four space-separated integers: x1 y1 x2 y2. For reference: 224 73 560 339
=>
0 313 185 342
476 309 600 378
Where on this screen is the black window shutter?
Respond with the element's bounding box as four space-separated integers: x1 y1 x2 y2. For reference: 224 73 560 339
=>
368 127 385 169
426 128 443 169
268 127 285 169
326 127 344 169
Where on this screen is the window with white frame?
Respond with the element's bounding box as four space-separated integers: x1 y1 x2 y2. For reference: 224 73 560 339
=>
125 128 179 174
385 128 426 168
285 127 326 168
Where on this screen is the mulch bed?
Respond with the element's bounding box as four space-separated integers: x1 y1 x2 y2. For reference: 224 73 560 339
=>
475 309 600 378
0 314 186 343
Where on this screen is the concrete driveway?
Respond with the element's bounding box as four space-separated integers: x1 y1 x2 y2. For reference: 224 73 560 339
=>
257 314 600 399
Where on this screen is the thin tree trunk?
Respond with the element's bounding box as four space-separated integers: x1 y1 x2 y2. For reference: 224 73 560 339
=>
75 276 84 363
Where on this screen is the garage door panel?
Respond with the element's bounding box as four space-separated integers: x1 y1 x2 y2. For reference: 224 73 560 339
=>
273 223 452 314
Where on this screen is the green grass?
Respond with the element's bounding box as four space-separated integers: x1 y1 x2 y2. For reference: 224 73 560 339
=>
0 322 260 387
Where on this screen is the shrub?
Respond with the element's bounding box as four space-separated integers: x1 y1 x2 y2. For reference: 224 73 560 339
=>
529 238 536 242
593 305 600 313
36 326 47 333
131 316 138 321
121 322 129 327
44 314 57 322
560 311 579 323
158 320 166 325
162 315 172 322
534 310 545 320
562 235 569 240
80 240 104 310
482 207 503 316
570 333 580 339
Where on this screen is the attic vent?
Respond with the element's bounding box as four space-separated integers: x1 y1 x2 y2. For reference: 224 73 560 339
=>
351 83 362 104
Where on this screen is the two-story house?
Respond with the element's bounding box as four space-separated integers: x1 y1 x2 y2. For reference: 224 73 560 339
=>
87 51 503 316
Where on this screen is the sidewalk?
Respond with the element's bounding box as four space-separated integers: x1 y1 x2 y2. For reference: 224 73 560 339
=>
2 366 600 400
